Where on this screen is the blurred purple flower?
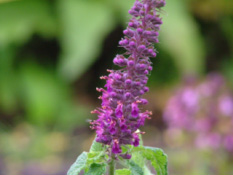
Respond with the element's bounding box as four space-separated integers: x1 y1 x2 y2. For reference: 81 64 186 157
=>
219 96 233 116
199 73 225 97
224 135 233 152
164 73 233 152
195 133 221 150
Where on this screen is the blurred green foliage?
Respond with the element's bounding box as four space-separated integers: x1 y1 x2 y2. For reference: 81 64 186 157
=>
160 0 205 75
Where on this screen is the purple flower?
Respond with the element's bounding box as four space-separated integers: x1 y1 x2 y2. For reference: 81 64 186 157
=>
91 0 165 157
112 139 122 154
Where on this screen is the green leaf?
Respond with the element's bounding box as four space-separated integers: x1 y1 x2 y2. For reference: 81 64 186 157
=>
131 146 154 175
131 151 145 168
138 132 144 146
86 137 106 169
115 169 131 175
67 152 88 175
129 160 144 175
143 165 154 175
90 137 104 152
86 152 105 167
84 163 106 175
131 155 154 175
142 147 168 175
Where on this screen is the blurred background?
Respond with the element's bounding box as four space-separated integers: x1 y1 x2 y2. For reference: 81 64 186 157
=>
0 0 232 174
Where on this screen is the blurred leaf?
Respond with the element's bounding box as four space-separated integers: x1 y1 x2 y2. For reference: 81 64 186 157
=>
143 166 154 175
115 169 131 175
109 0 134 22
131 149 145 168
68 152 88 175
0 48 18 112
84 163 106 175
160 0 205 75
142 147 168 175
131 152 155 175
138 132 144 146
54 102 90 131
17 60 89 130
0 0 57 46
19 62 69 125
86 152 106 168
57 0 115 81
90 136 104 152
128 160 144 175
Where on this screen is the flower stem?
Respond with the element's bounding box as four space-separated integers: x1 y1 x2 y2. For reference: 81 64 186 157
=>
109 156 115 175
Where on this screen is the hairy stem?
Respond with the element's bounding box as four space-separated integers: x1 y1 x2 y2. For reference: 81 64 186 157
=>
109 156 115 175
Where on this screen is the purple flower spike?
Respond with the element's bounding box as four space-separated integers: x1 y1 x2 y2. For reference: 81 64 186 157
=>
91 0 165 158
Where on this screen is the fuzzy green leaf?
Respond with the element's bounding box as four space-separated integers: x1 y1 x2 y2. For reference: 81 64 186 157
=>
129 160 144 175
143 165 154 175
67 152 88 175
86 152 105 167
84 163 106 175
138 133 144 146
90 137 104 152
131 151 145 168
142 147 168 175
115 169 131 175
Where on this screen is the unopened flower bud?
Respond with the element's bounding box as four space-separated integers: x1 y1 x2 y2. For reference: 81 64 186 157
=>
127 60 135 67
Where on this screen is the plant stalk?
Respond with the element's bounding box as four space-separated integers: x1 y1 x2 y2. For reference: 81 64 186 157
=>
109 155 115 175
